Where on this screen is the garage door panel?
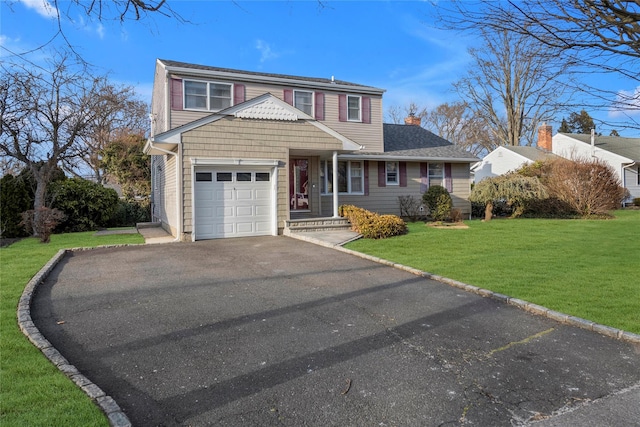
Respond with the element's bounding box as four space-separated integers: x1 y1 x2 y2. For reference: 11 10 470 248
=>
215 189 233 201
255 189 271 200
236 206 253 217
236 189 253 200
215 206 234 216
255 205 271 216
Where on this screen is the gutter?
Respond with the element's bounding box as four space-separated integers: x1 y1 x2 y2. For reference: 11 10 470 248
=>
338 153 480 163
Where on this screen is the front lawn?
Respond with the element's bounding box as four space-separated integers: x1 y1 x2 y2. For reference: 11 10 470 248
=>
0 232 144 427
345 210 640 334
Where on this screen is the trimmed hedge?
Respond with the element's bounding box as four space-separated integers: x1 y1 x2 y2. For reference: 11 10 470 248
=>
339 205 407 239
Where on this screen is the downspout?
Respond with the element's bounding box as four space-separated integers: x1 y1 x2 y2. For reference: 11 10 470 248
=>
146 139 182 242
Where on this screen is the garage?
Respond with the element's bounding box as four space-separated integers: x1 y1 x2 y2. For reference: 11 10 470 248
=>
194 167 276 239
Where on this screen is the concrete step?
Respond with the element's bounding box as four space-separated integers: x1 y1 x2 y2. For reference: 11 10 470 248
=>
284 218 352 233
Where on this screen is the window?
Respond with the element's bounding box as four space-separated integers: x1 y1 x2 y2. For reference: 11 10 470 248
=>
216 172 232 182
428 163 444 187
195 172 212 182
184 80 232 111
321 160 364 194
256 172 270 182
347 95 361 121
386 162 398 185
294 91 313 116
237 172 252 182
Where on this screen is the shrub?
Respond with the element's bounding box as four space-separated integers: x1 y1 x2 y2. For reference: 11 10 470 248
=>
339 205 407 239
450 208 463 223
20 207 66 243
422 185 450 217
633 198 640 207
0 174 33 238
398 195 422 222
432 193 453 221
109 199 151 227
49 178 119 232
470 175 547 221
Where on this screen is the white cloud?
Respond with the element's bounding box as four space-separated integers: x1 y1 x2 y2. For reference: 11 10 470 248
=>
611 86 640 118
255 39 280 63
18 0 57 19
96 23 105 40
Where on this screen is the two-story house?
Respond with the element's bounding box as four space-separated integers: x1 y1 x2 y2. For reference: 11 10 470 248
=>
145 59 478 241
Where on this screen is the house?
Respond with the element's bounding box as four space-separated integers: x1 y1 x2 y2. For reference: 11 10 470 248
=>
145 59 478 241
472 145 557 183
551 132 640 202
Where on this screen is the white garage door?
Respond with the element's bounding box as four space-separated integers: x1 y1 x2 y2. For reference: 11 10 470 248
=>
194 169 274 239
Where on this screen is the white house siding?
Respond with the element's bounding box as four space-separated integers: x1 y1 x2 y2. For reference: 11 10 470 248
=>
321 162 471 217
180 117 345 238
152 153 177 235
473 147 530 183
166 75 384 152
623 167 640 200
552 134 631 181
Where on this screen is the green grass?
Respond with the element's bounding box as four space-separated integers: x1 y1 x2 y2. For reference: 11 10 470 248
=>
1 231 144 427
345 210 640 334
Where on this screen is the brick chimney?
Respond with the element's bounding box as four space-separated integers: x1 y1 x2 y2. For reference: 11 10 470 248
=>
404 113 421 126
538 123 552 151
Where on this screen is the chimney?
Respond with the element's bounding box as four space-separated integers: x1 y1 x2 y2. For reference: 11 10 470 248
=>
538 123 552 151
404 113 421 126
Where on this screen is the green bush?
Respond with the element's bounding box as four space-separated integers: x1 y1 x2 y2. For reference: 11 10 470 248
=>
0 174 33 237
634 198 640 207
49 178 119 232
109 199 151 227
339 204 407 239
423 185 452 221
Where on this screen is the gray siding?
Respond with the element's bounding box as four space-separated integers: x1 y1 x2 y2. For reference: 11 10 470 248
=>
151 153 177 235
624 167 640 200
321 161 472 217
166 74 383 151
181 117 345 237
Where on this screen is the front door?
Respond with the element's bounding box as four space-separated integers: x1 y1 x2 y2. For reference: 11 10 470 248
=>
289 159 309 211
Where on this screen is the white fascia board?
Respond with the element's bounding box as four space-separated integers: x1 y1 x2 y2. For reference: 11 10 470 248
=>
191 158 280 167
339 154 479 163
164 65 385 95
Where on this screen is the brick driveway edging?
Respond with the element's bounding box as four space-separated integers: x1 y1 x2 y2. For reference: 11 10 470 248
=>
17 238 640 426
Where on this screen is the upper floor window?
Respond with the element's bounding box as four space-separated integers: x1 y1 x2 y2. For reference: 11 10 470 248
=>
386 162 398 185
294 90 313 116
347 95 361 121
184 80 232 111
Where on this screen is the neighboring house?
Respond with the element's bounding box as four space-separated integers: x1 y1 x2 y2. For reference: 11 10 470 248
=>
471 145 557 183
145 59 478 241
552 132 640 202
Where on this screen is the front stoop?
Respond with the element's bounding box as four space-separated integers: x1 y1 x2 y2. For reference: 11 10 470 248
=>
284 217 352 234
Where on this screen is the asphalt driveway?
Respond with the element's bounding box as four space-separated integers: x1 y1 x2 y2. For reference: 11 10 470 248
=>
32 236 640 426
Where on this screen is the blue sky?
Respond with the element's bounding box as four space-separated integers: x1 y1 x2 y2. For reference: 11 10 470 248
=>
1 0 638 135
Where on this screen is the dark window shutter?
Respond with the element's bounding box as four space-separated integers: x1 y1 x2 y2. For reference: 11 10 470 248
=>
362 97 371 124
420 162 428 193
314 92 325 120
364 160 369 195
234 84 245 105
378 161 386 187
171 78 183 111
284 89 293 105
445 163 453 192
339 94 347 122
399 162 407 187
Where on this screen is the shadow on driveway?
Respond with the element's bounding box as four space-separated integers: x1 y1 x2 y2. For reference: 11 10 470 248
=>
32 236 640 426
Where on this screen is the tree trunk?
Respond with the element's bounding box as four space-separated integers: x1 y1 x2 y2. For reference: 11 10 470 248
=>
30 164 52 236
484 201 493 222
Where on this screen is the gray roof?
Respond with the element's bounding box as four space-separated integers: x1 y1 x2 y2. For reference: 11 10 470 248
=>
560 133 640 162
367 124 479 161
504 146 557 162
158 59 385 94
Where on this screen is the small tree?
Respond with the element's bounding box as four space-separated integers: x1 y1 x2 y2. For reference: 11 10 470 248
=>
470 175 548 221
20 208 66 243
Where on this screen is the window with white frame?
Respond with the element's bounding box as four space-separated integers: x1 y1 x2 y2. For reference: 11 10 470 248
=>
428 163 444 187
184 80 232 111
386 162 398 185
294 90 313 116
347 95 361 121
320 160 364 194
